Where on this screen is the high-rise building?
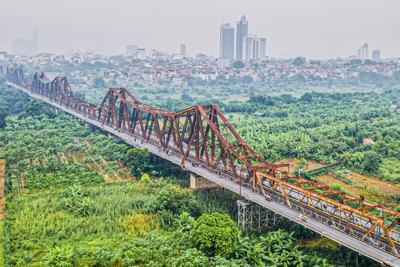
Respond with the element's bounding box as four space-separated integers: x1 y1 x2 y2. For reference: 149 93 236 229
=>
126 45 138 55
220 23 234 59
137 48 146 60
372 50 380 61
180 44 186 57
258 38 266 60
243 35 266 61
28 29 39 56
357 43 369 60
236 15 248 60
11 30 38 56
12 39 27 55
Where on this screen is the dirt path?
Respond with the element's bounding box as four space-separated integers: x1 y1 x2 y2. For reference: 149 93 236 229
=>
0 159 5 220
317 173 400 195
275 158 326 173
317 173 400 207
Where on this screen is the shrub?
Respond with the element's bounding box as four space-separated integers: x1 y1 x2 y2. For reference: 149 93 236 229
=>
329 184 342 191
141 173 150 182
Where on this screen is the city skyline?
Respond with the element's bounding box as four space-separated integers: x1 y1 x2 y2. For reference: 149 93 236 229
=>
1 0 400 59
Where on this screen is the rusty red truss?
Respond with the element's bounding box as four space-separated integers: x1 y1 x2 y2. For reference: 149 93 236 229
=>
5 67 28 87
85 87 271 181
6 69 400 255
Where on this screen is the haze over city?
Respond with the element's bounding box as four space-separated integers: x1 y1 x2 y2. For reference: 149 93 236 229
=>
4 1 400 266
1 0 400 59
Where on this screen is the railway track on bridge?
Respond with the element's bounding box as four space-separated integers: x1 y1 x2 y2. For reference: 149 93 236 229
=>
4 66 400 266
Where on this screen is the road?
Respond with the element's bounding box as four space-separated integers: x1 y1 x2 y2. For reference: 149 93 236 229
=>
8 81 400 267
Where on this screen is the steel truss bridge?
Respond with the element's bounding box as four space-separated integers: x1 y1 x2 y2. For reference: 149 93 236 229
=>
3 66 400 266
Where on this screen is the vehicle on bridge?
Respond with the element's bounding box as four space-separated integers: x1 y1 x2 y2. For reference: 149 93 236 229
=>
6 67 400 266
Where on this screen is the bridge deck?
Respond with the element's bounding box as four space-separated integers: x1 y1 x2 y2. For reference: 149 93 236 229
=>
7 81 400 267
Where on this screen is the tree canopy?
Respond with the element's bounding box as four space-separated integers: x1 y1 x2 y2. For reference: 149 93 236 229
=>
21 99 56 118
293 57 306 65
126 148 150 177
232 61 245 69
0 106 9 128
191 212 240 257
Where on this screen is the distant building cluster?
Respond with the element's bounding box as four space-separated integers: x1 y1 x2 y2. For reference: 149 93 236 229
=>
356 43 380 61
126 45 187 61
1 50 399 89
220 16 267 62
11 30 39 57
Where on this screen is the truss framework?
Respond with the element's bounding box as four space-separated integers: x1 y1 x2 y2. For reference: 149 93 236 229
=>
237 200 281 229
5 68 400 256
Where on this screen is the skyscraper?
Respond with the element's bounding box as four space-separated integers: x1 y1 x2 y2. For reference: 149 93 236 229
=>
357 43 369 60
12 39 27 55
236 15 248 60
258 38 266 60
137 48 146 60
243 35 266 61
30 30 39 56
220 23 234 59
372 50 380 61
11 30 38 56
180 44 186 57
126 45 138 55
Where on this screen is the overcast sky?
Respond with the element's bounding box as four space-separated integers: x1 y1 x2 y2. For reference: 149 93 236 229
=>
1 0 399 59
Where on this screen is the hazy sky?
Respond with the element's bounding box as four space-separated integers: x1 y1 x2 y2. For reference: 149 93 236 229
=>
1 0 400 59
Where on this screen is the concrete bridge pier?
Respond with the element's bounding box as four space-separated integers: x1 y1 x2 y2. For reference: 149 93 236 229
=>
189 173 222 190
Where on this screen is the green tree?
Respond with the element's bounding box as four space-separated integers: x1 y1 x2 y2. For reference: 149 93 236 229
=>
292 57 305 65
300 92 313 102
157 184 201 216
0 106 9 128
126 148 150 176
141 173 150 182
93 77 106 88
191 212 240 257
242 75 253 83
22 100 56 118
362 151 382 173
181 93 194 102
232 61 245 69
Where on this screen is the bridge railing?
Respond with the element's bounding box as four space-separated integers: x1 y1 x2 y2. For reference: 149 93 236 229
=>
7 74 400 260
22 101 400 257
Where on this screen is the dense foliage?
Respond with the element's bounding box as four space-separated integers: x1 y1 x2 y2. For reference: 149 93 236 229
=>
191 212 240 257
1 86 392 267
0 82 30 115
19 99 56 119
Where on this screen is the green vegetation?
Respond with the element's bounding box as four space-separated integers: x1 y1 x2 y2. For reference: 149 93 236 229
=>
19 99 56 119
0 221 4 267
191 213 239 257
2 81 393 266
0 81 30 115
0 80 30 129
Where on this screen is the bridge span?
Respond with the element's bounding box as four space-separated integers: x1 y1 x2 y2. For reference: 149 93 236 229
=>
4 67 400 266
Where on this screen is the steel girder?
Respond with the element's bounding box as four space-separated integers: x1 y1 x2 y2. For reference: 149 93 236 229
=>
6 69 400 255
